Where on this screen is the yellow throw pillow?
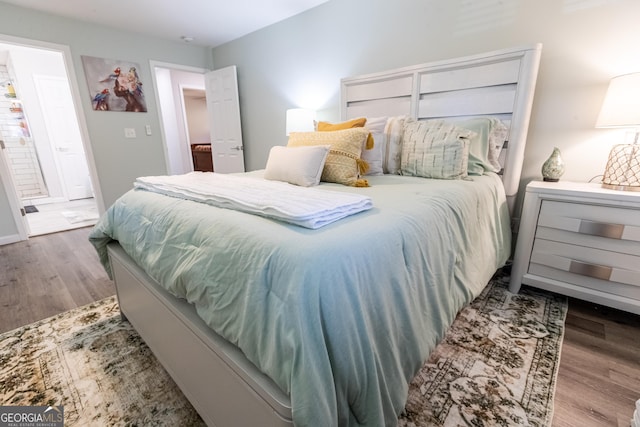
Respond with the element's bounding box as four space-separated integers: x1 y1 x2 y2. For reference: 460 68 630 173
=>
288 128 370 187
316 117 367 131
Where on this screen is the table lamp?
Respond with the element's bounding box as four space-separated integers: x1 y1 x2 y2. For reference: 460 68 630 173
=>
595 72 640 191
286 108 316 136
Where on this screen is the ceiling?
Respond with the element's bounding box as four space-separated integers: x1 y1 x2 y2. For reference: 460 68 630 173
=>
0 0 329 48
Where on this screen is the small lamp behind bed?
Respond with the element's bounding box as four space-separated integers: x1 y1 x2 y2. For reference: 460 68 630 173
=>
596 72 640 192
286 108 316 136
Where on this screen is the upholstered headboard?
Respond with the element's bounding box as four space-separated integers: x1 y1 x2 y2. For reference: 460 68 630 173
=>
340 44 542 214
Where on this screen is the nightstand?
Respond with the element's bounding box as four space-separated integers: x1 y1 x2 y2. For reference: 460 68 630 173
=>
509 181 640 314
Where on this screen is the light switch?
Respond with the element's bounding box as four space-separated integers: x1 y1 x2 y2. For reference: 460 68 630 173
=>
124 128 136 138
145 124 152 136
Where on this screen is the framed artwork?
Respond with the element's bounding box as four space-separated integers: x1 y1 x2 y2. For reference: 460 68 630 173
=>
81 55 147 112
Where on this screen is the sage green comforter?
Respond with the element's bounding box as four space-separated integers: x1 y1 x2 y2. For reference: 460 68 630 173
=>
89 171 511 427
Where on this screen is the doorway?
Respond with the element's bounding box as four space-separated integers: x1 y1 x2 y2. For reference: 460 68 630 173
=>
151 62 245 176
0 36 101 239
152 62 208 176
182 87 213 172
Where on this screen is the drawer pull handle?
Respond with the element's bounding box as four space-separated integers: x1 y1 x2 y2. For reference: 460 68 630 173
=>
578 220 624 239
569 260 612 281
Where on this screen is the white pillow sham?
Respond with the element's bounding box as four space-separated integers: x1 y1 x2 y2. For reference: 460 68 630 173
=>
361 116 388 176
264 145 330 187
383 116 407 175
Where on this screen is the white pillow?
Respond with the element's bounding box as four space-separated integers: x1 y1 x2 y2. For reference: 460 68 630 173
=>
264 145 330 187
361 116 388 176
400 119 473 180
384 116 407 174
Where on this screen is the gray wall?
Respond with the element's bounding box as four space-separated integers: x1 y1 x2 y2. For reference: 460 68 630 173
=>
212 0 640 217
0 2 212 240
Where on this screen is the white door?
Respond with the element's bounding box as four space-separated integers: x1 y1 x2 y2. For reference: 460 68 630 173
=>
205 66 245 173
33 75 93 200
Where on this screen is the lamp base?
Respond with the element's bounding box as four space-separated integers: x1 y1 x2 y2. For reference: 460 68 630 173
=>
601 143 640 192
601 183 640 192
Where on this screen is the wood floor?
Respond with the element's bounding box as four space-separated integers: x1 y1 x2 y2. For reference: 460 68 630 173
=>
0 228 638 426
552 296 640 427
0 227 114 333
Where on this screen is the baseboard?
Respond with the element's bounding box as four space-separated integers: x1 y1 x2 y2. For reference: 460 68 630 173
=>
0 233 25 246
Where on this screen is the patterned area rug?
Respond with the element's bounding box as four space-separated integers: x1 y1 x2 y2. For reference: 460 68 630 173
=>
0 297 205 427
0 272 566 426
398 272 567 427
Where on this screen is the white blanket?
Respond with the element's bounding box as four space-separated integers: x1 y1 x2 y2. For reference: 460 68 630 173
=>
134 172 372 229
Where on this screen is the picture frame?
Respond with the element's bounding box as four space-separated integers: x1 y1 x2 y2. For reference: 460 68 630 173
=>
81 55 147 112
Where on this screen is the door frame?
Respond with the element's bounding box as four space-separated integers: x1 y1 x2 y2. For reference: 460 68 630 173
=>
0 33 103 242
0 133 28 241
149 60 208 176
179 84 207 150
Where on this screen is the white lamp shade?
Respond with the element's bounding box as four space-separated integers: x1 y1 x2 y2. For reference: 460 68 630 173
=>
596 72 640 128
286 108 316 135
597 72 640 191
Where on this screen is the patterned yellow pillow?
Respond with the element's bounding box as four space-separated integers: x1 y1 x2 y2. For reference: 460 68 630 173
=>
317 118 375 153
288 128 370 187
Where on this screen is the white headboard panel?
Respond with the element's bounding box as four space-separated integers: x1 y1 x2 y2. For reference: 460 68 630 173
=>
340 44 542 214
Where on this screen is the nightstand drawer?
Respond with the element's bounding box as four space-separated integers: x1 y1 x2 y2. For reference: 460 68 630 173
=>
528 264 640 301
530 238 640 290
538 200 640 243
534 227 640 256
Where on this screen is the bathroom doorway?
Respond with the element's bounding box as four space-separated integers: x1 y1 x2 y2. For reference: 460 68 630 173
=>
0 38 99 238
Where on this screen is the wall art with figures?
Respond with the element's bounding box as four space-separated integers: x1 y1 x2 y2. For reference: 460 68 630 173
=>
81 55 147 113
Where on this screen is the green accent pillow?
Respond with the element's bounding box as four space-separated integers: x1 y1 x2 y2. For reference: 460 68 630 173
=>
400 119 473 180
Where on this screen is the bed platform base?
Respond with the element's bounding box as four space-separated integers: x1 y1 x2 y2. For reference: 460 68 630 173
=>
107 242 293 427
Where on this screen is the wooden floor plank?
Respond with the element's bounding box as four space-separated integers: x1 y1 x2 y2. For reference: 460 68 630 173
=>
610 361 640 391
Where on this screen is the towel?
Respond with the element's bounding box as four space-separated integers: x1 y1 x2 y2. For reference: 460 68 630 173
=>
134 172 372 229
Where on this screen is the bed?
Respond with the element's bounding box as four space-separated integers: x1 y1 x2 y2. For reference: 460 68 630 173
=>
89 44 542 427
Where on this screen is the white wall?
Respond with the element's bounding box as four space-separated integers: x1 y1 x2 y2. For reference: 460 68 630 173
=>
212 0 640 217
184 96 209 145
